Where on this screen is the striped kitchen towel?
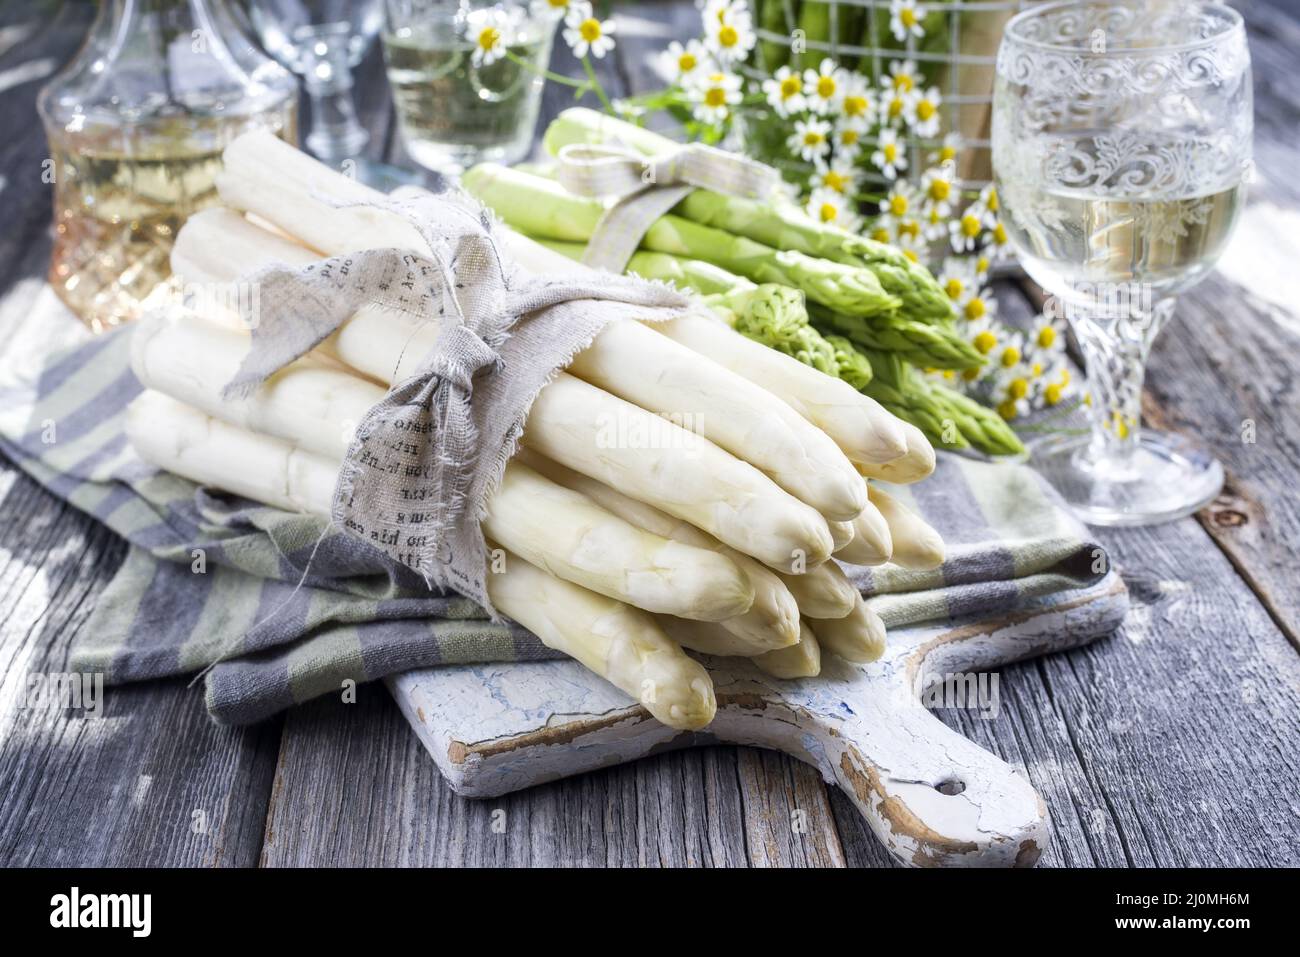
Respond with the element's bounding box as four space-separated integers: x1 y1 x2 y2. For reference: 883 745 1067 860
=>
0 324 1116 724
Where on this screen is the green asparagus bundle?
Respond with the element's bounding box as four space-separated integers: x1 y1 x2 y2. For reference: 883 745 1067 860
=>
462 163 899 317
542 109 951 322
808 301 986 371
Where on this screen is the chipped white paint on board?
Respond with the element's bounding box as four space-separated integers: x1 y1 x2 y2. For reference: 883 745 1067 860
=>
388 571 1129 868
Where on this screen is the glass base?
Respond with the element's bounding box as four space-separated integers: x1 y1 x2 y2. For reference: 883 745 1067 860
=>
1032 430 1224 527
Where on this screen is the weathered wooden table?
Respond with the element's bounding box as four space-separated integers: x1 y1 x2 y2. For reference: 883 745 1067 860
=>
1 0 1297 868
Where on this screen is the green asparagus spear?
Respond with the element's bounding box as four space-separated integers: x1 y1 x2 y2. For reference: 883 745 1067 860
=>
808 302 986 371
463 163 900 317
930 381 1026 456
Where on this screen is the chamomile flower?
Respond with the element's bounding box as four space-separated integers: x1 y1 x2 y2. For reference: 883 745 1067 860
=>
977 183 1000 222
470 20 506 67
886 59 920 94
870 128 908 179
788 116 832 162
919 164 954 218
879 85 912 127
935 132 959 165
839 74 875 125
806 187 862 232
938 258 978 308
803 59 848 115
949 207 985 252
892 216 924 253
657 39 709 84
879 182 917 222
889 0 927 42
689 69 742 124
762 65 806 117
904 85 943 138
812 156 859 195
983 216 1012 260
703 0 756 64
1027 314 1066 355
564 3 616 59
834 116 868 160
959 285 998 325
921 203 948 242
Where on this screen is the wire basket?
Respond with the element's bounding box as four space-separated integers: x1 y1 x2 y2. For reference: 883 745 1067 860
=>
747 0 1038 190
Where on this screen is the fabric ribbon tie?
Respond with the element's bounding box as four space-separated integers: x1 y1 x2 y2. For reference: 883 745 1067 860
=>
220 184 692 616
555 141 781 273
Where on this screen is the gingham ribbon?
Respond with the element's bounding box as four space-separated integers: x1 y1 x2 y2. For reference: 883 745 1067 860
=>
555 141 781 273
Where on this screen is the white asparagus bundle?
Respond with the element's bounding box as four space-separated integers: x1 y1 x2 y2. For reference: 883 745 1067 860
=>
867 486 946 570
836 499 894 566
173 209 836 569
807 594 888 664
754 621 822 679
131 319 756 621
776 561 857 620
485 542 717 730
519 449 799 653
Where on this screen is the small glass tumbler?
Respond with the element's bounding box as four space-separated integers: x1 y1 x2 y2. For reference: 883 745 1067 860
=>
382 0 555 173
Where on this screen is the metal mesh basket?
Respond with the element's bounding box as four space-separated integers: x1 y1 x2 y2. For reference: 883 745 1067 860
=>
747 0 1038 189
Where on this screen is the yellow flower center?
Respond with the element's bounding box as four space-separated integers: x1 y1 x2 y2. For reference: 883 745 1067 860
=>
964 297 986 320
1032 362 1044 377
705 87 727 108
898 220 920 240
818 202 838 223
961 214 981 238
928 178 950 202
903 249 919 262
844 95 868 116
976 255 990 273
997 399 1018 421
945 278 964 300
1045 382 1063 405
974 330 996 354
548 0 567 7
803 131 823 146
1036 326 1056 348
871 227 890 243
987 187 999 212
1009 377 1029 400
679 52 697 72
580 18 601 42
893 73 914 92
900 9 918 28
888 96 904 118
889 194 908 216
883 142 898 163
817 76 836 99
917 99 935 121
992 222 1008 244
719 24 739 48
824 170 848 192
840 129 860 146
780 75 801 98
1000 346 1021 368
940 144 956 162
962 366 981 382
477 27 500 51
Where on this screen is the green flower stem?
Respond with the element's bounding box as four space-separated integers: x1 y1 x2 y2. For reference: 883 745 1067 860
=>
580 56 614 113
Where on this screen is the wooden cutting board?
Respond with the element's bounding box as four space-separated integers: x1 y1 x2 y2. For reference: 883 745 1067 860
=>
387 571 1128 867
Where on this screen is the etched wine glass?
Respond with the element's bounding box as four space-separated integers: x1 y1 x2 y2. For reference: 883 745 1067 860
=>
992 0 1252 525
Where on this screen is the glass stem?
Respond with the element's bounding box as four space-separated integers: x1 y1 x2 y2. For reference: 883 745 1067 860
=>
1071 294 1175 478
298 27 369 162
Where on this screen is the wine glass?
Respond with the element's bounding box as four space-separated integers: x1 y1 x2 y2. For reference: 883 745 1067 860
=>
992 0 1252 526
244 0 385 161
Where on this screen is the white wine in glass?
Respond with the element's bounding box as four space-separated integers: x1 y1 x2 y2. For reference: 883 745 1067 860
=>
992 0 1252 526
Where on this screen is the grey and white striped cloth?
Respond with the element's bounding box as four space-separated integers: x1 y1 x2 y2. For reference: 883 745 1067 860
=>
0 325 1113 724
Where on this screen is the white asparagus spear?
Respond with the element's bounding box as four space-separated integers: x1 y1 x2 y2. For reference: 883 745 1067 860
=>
868 486 946 570
854 423 936 484
485 543 717 731
754 620 822 679
828 519 855 551
173 210 835 568
777 561 857 619
836 498 894 566
519 449 800 652
127 391 339 514
128 343 756 622
213 137 869 521
523 373 833 568
496 230 911 468
808 594 888 663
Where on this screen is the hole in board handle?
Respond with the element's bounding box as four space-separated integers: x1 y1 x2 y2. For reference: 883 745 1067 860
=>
935 778 966 796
